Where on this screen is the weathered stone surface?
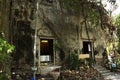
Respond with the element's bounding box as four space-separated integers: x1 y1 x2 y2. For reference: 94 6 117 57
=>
11 0 108 65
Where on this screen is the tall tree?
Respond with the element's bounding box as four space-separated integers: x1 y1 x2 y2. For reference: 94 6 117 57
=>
0 0 11 41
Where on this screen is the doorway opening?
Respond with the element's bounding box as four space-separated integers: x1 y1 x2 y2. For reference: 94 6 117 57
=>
83 41 92 54
40 39 53 62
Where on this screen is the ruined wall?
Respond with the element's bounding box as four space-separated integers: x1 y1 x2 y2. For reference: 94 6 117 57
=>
11 0 106 65
11 0 36 64
36 0 106 64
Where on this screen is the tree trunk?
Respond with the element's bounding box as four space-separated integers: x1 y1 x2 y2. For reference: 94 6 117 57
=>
0 0 10 41
82 4 94 66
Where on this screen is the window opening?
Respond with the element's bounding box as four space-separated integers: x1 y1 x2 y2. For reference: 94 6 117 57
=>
40 39 53 62
83 41 92 54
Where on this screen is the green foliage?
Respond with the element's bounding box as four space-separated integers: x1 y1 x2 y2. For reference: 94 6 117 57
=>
117 59 120 68
0 37 14 79
0 73 9 80
115 16 120 25
59 0 83 14
68 51 79 70
114 15 120 36
59 0 101 27
0 38 14 54
88 8 100 27
114 15 120 52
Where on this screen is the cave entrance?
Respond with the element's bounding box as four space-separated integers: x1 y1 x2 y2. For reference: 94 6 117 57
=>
40 39 54 63
83 41 92 54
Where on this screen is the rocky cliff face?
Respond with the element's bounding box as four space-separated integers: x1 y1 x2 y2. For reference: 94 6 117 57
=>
11 0 106 65
11 0 35 64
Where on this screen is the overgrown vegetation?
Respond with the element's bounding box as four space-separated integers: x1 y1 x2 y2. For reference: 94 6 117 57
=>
59 0 108 29
59 0 107 66
114 15 120 53
68 51 79 70
0 33 14 79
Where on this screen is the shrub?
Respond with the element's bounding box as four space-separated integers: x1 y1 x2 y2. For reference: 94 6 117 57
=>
0 37 14 79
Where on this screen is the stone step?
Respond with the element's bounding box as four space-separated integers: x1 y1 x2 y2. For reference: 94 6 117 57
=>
95 58 103 64
99 70 110 73
114 75 120 79
94 65 104 68
97 68 107 70
94 65 120 80
102 72 114 76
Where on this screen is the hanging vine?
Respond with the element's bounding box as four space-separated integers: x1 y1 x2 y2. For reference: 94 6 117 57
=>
58 0 112 65
59 0 109 29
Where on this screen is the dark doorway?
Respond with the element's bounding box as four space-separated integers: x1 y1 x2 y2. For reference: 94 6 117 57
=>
40 39 53 62
83 41 91 54
13 21 33 64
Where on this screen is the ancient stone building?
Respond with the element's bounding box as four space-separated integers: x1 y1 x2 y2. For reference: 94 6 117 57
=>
7 0 110 67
